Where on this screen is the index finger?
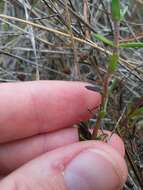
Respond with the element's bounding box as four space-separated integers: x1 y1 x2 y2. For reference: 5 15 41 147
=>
0 81 101 143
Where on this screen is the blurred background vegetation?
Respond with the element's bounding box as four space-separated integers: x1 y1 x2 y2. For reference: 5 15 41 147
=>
0 0 143 189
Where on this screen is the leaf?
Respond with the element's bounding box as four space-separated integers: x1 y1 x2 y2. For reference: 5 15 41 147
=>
119 42 143 48
108 79 118 93
108 53 119 74
92 33 114 47
99 110 106 118
120 6 128 20
111 0 121 21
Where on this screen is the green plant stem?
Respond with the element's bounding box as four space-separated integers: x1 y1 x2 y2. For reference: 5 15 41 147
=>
113 20 120 55
92 1 120 140
91 74 111 140
91 116 101 140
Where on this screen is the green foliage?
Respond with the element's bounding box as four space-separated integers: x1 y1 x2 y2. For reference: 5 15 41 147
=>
119 42 143 48
92 33 114 47
111 0 121 21
99 110 106 118
108 79 118 94
120 5 128 20
108 53 119 74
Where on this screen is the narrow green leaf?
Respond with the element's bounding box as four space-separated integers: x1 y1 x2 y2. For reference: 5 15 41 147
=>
111 0 121 21
120 6 128 20
93 33 114 46
119 42 143 48
99 110 106 118
108 79 118 94
108 53 119 74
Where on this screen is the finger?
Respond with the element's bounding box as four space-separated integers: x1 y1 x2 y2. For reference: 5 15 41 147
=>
0 128 78 175
0 81 101 143
106 133 125 157
98 130 125 157
0 140 128 190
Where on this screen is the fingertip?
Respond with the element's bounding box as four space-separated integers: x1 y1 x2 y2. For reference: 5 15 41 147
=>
98 130 125 157
107 133 125 157
64 142 128 190
0 140 127 190
84 84 101 110
0 81 101 143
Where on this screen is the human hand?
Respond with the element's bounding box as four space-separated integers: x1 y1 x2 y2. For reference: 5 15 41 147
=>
0 81 128 190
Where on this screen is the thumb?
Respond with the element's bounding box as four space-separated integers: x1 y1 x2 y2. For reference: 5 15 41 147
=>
0 140 128 190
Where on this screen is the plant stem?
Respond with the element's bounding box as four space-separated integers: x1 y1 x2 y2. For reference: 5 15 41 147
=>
113 20 120 55
91 2 120 140
64 0 80 80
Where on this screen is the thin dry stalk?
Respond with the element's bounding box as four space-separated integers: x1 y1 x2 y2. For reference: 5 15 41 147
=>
83 0 90 39
64 0 80 80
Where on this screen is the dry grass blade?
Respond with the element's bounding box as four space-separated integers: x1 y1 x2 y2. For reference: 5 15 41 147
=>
22 0 40 80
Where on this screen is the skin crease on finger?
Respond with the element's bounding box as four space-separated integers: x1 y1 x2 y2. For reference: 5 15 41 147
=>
0 140 128 190
0 128 79 175
0 130 124 176
0 81 101 143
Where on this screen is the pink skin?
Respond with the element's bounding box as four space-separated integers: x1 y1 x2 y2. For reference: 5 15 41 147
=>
0 81 100 143
0 81 128 190
98 130 125 157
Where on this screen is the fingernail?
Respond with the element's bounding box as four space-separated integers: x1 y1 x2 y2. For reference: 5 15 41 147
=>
85 85 101 93
64 148 127 190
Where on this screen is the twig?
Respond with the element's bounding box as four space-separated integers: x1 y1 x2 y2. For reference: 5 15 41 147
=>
83 0 90 39
64 0 80 80
109 106 127 139
23 0 40 80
